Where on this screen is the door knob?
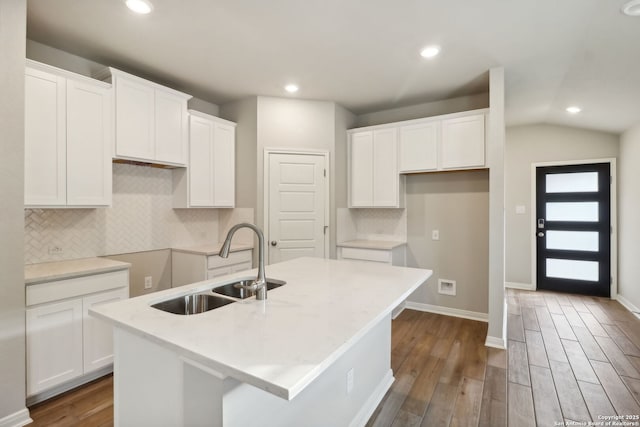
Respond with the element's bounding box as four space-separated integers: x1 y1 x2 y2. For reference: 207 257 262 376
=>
271 241 277 246
537 232 545 237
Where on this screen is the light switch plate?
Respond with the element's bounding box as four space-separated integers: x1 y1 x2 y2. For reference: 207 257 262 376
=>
432 230 440 240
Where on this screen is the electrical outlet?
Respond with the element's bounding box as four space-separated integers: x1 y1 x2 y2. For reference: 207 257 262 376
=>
432 230 440 240
346 368 355 395
48 245 64 255
144 276 153 289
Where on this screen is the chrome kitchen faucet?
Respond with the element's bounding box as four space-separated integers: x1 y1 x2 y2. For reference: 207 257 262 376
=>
219 223 267 300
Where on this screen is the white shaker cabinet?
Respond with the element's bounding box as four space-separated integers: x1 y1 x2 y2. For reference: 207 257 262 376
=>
399 121 439 173
104 68 191 166
26 268 129 401
26 299 84 396
25 61 112 208
173 110 236 208
24 66 67 206
349 128 403 208
172 248 252 287
440 114 486 170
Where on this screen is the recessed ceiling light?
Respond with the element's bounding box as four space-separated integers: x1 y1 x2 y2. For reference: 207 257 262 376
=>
622 0 640 16
420 46 441 59
125 0 153 14
285 84 299 93
566 106 582 114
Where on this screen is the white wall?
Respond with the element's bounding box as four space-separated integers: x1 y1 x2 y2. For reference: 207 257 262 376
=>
505 124 619 286
619 123 640 310
0 0 29 424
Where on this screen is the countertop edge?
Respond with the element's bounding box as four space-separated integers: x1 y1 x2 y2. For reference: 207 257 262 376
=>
25 258 131 285
336 240 407 250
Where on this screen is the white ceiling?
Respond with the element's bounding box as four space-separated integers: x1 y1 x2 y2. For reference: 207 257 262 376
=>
26 0 640 133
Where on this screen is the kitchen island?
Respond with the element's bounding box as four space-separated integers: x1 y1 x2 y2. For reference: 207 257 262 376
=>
91 257 431 427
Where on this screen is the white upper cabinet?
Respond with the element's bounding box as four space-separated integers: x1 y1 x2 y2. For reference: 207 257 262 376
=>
25 66 67 206
104 68 191 166
349 131 374 207
114 76 155 160
399 122 438 173
66 79 112 206
440 114 485 170
349 129 403 208
25 61 112 208
173 110 236 208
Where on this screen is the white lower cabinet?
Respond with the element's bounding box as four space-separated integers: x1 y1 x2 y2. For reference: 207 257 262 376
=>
172 249 253 287
26 299 84 395
26 269 129 399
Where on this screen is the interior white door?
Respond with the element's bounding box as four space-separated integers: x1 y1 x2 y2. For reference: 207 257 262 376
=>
268 153 327 264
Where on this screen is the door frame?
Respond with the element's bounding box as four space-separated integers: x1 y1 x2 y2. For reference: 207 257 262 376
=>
263 148 331 264
530 158 617 298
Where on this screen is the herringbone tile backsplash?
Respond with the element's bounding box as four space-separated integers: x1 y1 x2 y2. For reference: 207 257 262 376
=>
25 164 220 264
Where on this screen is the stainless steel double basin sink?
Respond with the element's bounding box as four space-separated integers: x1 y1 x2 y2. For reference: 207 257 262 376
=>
151 279 285 315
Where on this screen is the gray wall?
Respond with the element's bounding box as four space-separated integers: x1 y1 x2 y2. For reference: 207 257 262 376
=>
406 171 490 314
505 124 619 286
355 93 489 127
334 105 356 258
619 123 640 309
220 97 258 210
106 249 172 297
0 0 28 421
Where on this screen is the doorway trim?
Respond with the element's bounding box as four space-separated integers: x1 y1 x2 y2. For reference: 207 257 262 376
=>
263 148 331 263
530 158 617 298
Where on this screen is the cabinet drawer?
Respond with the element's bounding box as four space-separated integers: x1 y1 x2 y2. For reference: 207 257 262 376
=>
207 250 252 269
339 247 392 264
27 269 129 306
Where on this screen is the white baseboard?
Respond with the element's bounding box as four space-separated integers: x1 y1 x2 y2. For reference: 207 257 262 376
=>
0 409 32 427
505 282 535 291
392 301 406 319
615 294 640 319
349 369 394 427
485 335 507 349
405 301 488 322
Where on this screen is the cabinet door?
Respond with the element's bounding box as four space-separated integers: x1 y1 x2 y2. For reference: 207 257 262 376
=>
349 131 374 207
115 76 155 160
399 122 438 172
66 79 112 206
441 114 485 170
373 128 399 207
188 115 215 206
83 287 128 373
24 67 66 206
155 90 188 166
212 122 235 207
27 299 83 396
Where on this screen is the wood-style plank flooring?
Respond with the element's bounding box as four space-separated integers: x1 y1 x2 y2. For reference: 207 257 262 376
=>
507 289 640 427
366 311 506 427
28 374 113 427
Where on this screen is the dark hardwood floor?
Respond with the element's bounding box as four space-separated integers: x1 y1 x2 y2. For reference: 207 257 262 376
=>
507 289 640 427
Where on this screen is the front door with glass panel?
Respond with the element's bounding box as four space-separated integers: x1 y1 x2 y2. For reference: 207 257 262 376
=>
536 163 611 297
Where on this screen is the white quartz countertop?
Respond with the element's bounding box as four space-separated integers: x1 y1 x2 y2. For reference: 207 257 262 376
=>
171 242 253 256
336 239 407 250
90 257 430 400
25 257 131 285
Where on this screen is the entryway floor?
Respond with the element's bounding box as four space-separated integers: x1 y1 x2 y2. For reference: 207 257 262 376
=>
507 288 640 426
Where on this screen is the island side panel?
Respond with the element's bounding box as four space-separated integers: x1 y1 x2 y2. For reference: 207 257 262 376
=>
220 315 393 427
114 328 185 427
